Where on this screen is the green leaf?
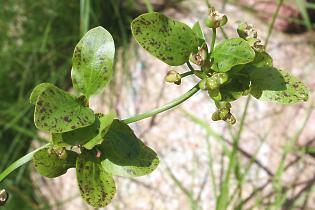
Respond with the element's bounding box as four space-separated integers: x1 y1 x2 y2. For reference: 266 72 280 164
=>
52 115 100 146
245 52 273 69
33 147 78 178
84 112 116 149
211 38 255 72
34 85 95 133
192 21 205 46
131 12 198 66
71 26 115 97
99 120 159 177
29 83 55 105
217 75 250 102
250 67 309 104
76 151 116 208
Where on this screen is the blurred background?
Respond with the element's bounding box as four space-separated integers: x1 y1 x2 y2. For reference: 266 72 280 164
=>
1 0 315 209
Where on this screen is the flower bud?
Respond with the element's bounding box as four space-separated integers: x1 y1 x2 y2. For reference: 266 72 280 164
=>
237 23 257 39
211 110 221 121
205 7 228 29
246 38 265 52
165 70 181 85
190 43 208 66
224 113 236 125
0 189 8 206
219 108 230 120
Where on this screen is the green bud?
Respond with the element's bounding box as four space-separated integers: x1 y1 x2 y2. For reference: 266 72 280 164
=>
224 113 236 125
208 89 222 101
0 189 8 206
219 108 230 120
246 38 265 52
206 77 218 90
212 73 229 85
205 7 228 29
165 70 181 85
237 22 257 39
211 110 221 121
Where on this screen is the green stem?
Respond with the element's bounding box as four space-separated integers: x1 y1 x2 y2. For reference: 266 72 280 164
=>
0 83 200 183
265 0 284 47
186 61 195 72
181 71 195 78
210 28 217 54
0 144 49 183
122 83 200 124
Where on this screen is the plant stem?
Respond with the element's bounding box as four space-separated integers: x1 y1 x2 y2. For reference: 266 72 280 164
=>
265 0 284 47
210 28 217 54
122 83 200 124
181 71 195 78
0 144 49 183
186 61 195 72
0 83 200 183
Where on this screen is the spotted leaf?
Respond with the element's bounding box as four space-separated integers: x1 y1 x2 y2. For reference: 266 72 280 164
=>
29 83 55 105
84 112 116 149
98 120 159 177
71 26 115 97
211 38 255 72
76 151 116 208
250 67 309 104
52 115 100 146
131 12 198 66
34 85 95 133
33 147 78 178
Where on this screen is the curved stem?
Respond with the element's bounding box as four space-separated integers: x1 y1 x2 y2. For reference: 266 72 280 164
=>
186 61 195 72
0 144 49 183
122 83 200 124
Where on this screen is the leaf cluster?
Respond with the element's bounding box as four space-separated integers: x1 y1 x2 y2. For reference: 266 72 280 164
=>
30 27 159 208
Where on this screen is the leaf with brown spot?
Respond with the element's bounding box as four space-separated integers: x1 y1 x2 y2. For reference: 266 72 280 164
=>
29 83 55 105
76 151 116 208
33 147 78 178
34 84 95 133
131 13 198 66
250 67 310 104
71 27 115 97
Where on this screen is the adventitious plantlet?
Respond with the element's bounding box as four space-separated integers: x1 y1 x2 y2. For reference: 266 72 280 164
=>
0 7 310 208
